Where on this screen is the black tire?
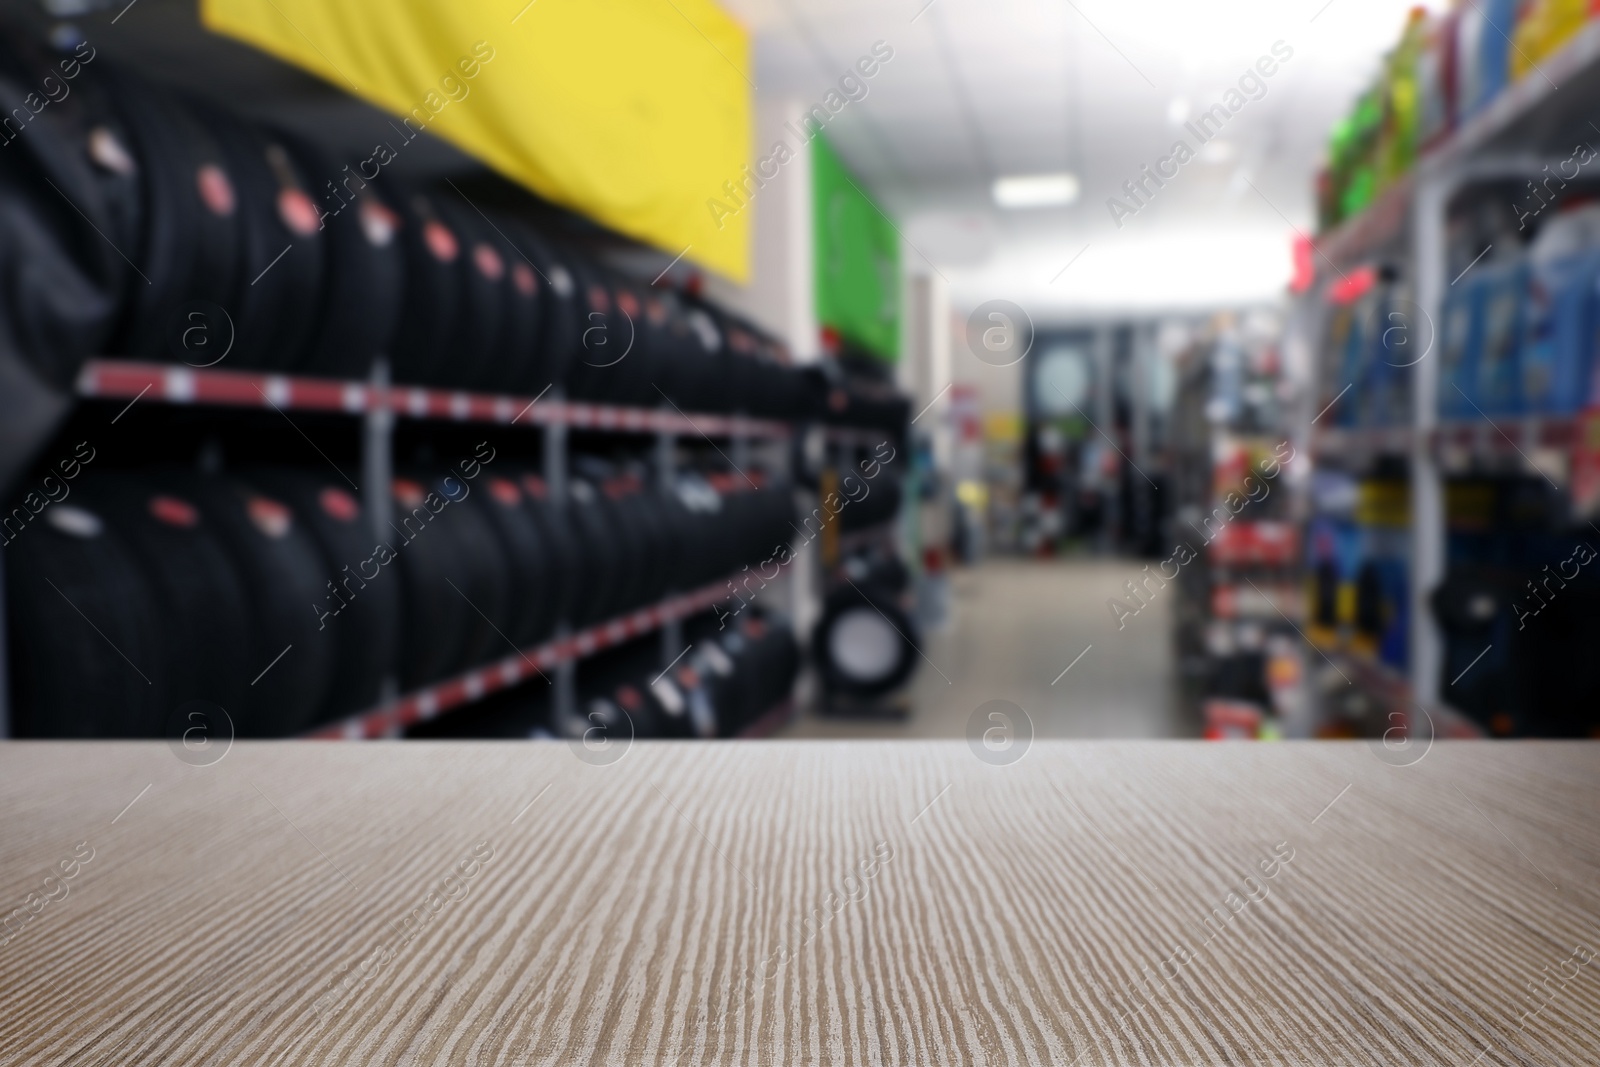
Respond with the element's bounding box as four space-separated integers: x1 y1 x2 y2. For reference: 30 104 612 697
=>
295 147 404 379
813 581 919 700
98 70 240 363
600 473 668 612
76 471 254 729
493 216 546 394
604 274 653 406
437 197 509 390
186 474 338 735
841 471 902 531
516 471 582 633
565 477 623 625
520 227 581 395
387 185 463 386
404 680 550 738
389 469 510 685
671 298 731 412
190 107 325 371
5 495 167 737
563 253 617 402
470 473 550 649
240 467 399 721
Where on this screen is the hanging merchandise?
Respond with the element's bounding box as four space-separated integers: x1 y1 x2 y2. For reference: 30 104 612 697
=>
200 0 753 281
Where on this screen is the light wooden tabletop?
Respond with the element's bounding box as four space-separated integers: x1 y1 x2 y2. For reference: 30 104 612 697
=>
1 741 1596 1066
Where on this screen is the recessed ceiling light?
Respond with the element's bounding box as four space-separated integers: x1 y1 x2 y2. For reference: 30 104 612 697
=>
992 173 1080 209
1167 98 1190 124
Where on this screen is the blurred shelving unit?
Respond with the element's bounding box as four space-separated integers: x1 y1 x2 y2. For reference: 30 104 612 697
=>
1167 312 1304 738
63 357 842 739
1292 19 1600 739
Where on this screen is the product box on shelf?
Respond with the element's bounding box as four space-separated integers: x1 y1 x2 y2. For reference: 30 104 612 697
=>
1519 206 1600 416
1511 0 1592 81
1418 8 1461 149
1521 248 1600 414
1306 514 1361 644
1458 0 1520 118
1209 521 1299 567
1475 259 1530 416
1437 274 1485 419
1340 289 1380 427
1352 479 1410 669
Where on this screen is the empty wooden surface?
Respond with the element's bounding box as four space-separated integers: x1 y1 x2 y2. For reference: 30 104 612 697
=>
1 741 1597 1066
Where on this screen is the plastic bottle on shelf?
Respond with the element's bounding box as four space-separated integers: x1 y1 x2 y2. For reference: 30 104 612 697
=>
1374 281 1415 427
1457 0 1519 117
1437 272 1485 420
1352 478 1410 669
1418 7 1461 150
1339 91 1385 221
1511 0 1589 81
1520 203 1600 415
1377 8 1430 189
1474 252 1531 416
1344 288 1382 427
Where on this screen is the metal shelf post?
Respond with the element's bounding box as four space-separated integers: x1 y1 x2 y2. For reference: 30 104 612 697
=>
545 391 576 723
657 422 683 669
363 358 394 544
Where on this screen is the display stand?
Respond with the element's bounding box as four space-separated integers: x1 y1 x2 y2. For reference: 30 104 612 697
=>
0 359 838 737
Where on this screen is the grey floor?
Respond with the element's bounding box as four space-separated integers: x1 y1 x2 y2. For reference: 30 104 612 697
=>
783 558 1194 740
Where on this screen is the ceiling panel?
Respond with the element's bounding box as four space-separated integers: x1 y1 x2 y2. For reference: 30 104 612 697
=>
725 0 1430 312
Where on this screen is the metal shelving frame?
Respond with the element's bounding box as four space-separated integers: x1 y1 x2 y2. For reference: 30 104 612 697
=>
1 358 825 738
1300 23 1600 732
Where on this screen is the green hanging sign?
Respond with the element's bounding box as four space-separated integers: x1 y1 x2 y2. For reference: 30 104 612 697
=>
812 135 900 362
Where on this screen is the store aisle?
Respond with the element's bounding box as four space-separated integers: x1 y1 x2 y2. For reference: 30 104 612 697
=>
784 559 1192 739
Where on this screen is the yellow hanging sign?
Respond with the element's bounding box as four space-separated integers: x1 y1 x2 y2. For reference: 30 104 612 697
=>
200 0 752 280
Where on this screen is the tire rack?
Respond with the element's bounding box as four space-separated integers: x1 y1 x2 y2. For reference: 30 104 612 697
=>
9 358 808 739
1294 19 1600 736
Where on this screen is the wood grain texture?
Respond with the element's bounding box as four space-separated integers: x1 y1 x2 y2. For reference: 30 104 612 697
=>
1 740 1597 1066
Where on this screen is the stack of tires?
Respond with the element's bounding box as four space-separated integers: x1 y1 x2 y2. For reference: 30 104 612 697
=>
568 608 801 741
407 607 800 741
0 29 819 420
6 463 795 737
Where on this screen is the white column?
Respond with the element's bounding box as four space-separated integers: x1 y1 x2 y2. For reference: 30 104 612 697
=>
702 97 818 362
702 98 823 647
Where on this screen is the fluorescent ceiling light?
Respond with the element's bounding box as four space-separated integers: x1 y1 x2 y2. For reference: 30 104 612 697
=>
992 173 1079 209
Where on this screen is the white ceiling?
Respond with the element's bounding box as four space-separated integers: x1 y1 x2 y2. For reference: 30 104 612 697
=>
722 0 1432 318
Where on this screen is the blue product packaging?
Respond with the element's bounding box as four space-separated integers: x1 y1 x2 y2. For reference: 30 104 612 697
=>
1464 0 1517 116
1475 260 1527 416
1437 277 1483 421
1377 555 1410 671
1345 290 1380 427
1522 250 1600 416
